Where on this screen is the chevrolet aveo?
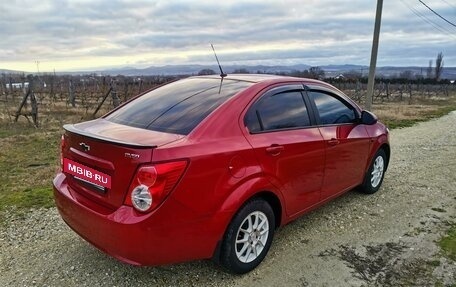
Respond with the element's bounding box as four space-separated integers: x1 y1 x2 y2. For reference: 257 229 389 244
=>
53 74 389 274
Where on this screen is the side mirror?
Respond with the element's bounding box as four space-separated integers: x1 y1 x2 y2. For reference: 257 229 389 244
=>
360 110 378 125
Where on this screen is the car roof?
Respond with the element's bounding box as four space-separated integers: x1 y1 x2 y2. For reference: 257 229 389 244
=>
193 74 286 83
190 73 361 116
190 73 330 86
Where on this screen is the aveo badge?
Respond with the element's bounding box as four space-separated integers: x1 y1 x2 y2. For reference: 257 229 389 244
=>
63 158 111 189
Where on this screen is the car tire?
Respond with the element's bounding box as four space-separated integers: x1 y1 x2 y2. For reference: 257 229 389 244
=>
220 199 275 274
360 149 387 194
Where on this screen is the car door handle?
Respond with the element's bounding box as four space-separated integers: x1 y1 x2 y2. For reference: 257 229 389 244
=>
266 145 284 156
328 138 340 146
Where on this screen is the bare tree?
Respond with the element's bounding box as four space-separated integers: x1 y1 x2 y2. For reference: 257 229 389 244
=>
399 70 415 80
233 68 250 74
308 66 325 79
198 69 216 75
435 52 444 81
426 60 433 79
343 70 362 80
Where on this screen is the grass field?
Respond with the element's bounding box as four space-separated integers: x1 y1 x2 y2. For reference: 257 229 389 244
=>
374 96 456 129
0 125 59 219
440 224 456 261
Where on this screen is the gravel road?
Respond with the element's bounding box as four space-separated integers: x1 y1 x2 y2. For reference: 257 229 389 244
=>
1 111 456 287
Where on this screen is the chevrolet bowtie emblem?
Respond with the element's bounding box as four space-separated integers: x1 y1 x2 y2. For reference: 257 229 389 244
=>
79 142 90 152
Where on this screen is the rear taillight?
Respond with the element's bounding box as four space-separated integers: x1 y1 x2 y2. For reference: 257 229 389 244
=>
60 134 66 169
124 161 188 212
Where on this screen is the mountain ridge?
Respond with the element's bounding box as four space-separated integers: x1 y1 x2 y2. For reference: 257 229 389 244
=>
2 64 455 79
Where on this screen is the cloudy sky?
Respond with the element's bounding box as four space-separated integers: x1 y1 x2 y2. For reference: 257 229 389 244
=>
1 0 455 72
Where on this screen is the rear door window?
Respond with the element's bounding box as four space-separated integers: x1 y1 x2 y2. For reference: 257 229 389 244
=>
245 91 311 133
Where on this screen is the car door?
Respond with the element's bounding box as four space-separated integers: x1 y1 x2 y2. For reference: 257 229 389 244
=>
306 89 370 201
243 85 325 216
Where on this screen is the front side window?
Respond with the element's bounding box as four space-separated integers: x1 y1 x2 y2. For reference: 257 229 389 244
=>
308 91 356 125
245 91 310 133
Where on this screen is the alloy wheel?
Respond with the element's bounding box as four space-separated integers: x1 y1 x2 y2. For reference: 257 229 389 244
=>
235 211 269 263
371 155 384 188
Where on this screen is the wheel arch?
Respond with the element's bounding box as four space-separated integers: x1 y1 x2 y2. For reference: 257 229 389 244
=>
220 188 284 231
365 131 390 172
212 186 284 264
249 191 283 229
379 143 391 171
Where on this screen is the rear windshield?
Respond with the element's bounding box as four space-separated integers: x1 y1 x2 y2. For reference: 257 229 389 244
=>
105 78 253 135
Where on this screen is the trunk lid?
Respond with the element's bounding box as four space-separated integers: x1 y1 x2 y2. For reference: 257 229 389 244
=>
62 119 183 209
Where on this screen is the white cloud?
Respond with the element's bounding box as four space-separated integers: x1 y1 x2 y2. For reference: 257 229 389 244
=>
0 0 454 71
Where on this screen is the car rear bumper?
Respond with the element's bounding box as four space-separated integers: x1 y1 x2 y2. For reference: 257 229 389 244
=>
53 172 222 266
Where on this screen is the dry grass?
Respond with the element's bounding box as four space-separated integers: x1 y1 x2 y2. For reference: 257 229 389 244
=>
439 224 456 261
371 92 456 129
375 103 437 120
0 96 113 220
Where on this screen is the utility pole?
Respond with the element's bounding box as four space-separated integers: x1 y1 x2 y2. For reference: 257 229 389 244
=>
35 60 40 74
365 0 383 111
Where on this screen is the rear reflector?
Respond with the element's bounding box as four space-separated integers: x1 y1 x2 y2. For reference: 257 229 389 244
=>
60 134 66 169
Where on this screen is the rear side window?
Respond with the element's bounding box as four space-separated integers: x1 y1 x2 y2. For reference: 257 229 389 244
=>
245 91 311 132
106 78 253 135
308 91 356 125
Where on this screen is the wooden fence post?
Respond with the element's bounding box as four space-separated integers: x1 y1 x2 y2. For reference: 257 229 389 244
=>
9 77 13 96
408 83 413 101
30 91 38 127
110 80 120 107
93 86 113 117
14 75 38 127
138 79 143 94
68 78 75 107
123 79 129 102
0 79 5 100
386 82 390 100
50 74 55 101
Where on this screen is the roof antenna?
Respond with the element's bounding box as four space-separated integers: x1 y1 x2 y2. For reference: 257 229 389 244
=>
211 44 227 78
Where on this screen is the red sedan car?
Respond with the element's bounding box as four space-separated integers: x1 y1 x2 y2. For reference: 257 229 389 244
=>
53 74 389 274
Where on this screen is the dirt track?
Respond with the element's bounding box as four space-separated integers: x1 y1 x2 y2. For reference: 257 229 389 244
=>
1 111 456 286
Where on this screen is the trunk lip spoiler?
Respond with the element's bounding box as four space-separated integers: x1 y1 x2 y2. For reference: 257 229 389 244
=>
63 124 158 148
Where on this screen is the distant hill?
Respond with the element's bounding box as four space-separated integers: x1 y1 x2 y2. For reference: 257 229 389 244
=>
2 65 455 80
95 64 312 76
0 68 25 74
376 66 456 80
96 64 456 80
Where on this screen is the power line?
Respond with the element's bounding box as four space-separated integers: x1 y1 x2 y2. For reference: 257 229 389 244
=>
419 0 456 27
439 0 456 10
399 0 456 39
410 3 456 34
